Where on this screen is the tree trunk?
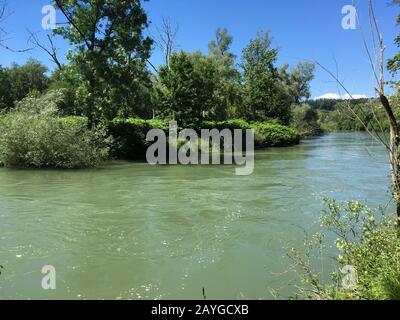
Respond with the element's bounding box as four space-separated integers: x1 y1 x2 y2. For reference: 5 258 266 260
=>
379 94 400 225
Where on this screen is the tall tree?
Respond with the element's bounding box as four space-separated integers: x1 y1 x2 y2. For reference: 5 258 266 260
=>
28 31 64 71
53 0 153 124
208 28 240 120
6 59 49 103
388 0 400 74
208 28 236 71
241 31 292 124
279 62 315 104
0 66 12 110
154 17 179 68
158 51 217 127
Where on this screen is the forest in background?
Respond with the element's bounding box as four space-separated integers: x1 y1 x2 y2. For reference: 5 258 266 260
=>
0 0 328 168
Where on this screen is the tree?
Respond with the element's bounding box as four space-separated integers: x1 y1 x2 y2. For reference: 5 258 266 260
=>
0 65 12 110
6 59 49 104
158 51 217 128
319 0 400 224
53 0 153 125
388 0 400 74
208 28 236 71
291 104 321 137
28 31 64 71
279 62 315 104
208 28 241 120
154 17 179 68
241 31 292 124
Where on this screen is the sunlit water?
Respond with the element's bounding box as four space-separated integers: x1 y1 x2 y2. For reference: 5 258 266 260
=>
0 132 392 299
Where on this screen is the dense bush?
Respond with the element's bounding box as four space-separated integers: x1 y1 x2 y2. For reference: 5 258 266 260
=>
291 104 323 137
109 118 300 161
157 51 218 128
108 118 169 160
203 119 300 148
253 122 300 147
0 91 111 168
0 59 49 111
241 32 293 124
289 199 400 300
316 98 394 133
201 119 251 131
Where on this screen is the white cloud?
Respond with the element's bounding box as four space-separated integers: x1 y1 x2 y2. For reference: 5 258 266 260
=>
314 93 370 100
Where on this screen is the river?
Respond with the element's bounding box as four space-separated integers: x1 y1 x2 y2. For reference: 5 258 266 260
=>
0 132 392 299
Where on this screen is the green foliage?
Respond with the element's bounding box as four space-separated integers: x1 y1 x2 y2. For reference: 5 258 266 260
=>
7 59 49 102
0 91 111 168
388 0 400 74
279 62 315 104
47 67 81 116
158 51 218 127
108 118 169 160
14 89 66 116
253 121 300 147
240 31 292 124
53 0 153 124
203 119 300 148
155 30 309 127
201 119 251 131
208 28 236 69
290 199 400 300
208 28 242 120
0 65 12 110
0 59 49 111
291 104 323 137
316 99 390 132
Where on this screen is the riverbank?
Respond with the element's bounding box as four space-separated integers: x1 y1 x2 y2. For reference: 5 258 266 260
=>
0 112 300 168
109 118 300 161
291 198 400 300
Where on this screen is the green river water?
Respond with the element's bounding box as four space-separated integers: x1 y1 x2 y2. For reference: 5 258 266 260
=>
0 132 392 299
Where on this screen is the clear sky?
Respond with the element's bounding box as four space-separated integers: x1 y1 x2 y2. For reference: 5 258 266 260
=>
0 0 398 99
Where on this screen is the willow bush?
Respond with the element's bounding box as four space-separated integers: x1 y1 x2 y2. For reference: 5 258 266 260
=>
289 199 400 300
0 90 111 168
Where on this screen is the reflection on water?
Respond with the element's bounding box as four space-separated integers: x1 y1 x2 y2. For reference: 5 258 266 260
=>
0 132 392 299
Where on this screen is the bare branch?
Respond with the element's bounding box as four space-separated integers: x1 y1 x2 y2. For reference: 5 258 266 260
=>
315 60 390 149
0 1 33 53
27 30 63 70
154 17 179 68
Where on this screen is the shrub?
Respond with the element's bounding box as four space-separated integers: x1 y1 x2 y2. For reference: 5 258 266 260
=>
108 118 169 160
201 119 251 131
289 198 400 300
202 119 300 148
0 91 111 168
109 118 300 161
253 122 300 147
291 104 323 137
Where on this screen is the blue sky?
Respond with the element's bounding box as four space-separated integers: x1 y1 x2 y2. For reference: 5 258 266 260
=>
0 0 398 98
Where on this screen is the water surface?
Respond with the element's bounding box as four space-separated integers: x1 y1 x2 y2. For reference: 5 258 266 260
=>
0 132 392 299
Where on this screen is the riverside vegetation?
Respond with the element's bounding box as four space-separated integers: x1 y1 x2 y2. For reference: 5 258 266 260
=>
0 1 316 167
288 199 400 300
